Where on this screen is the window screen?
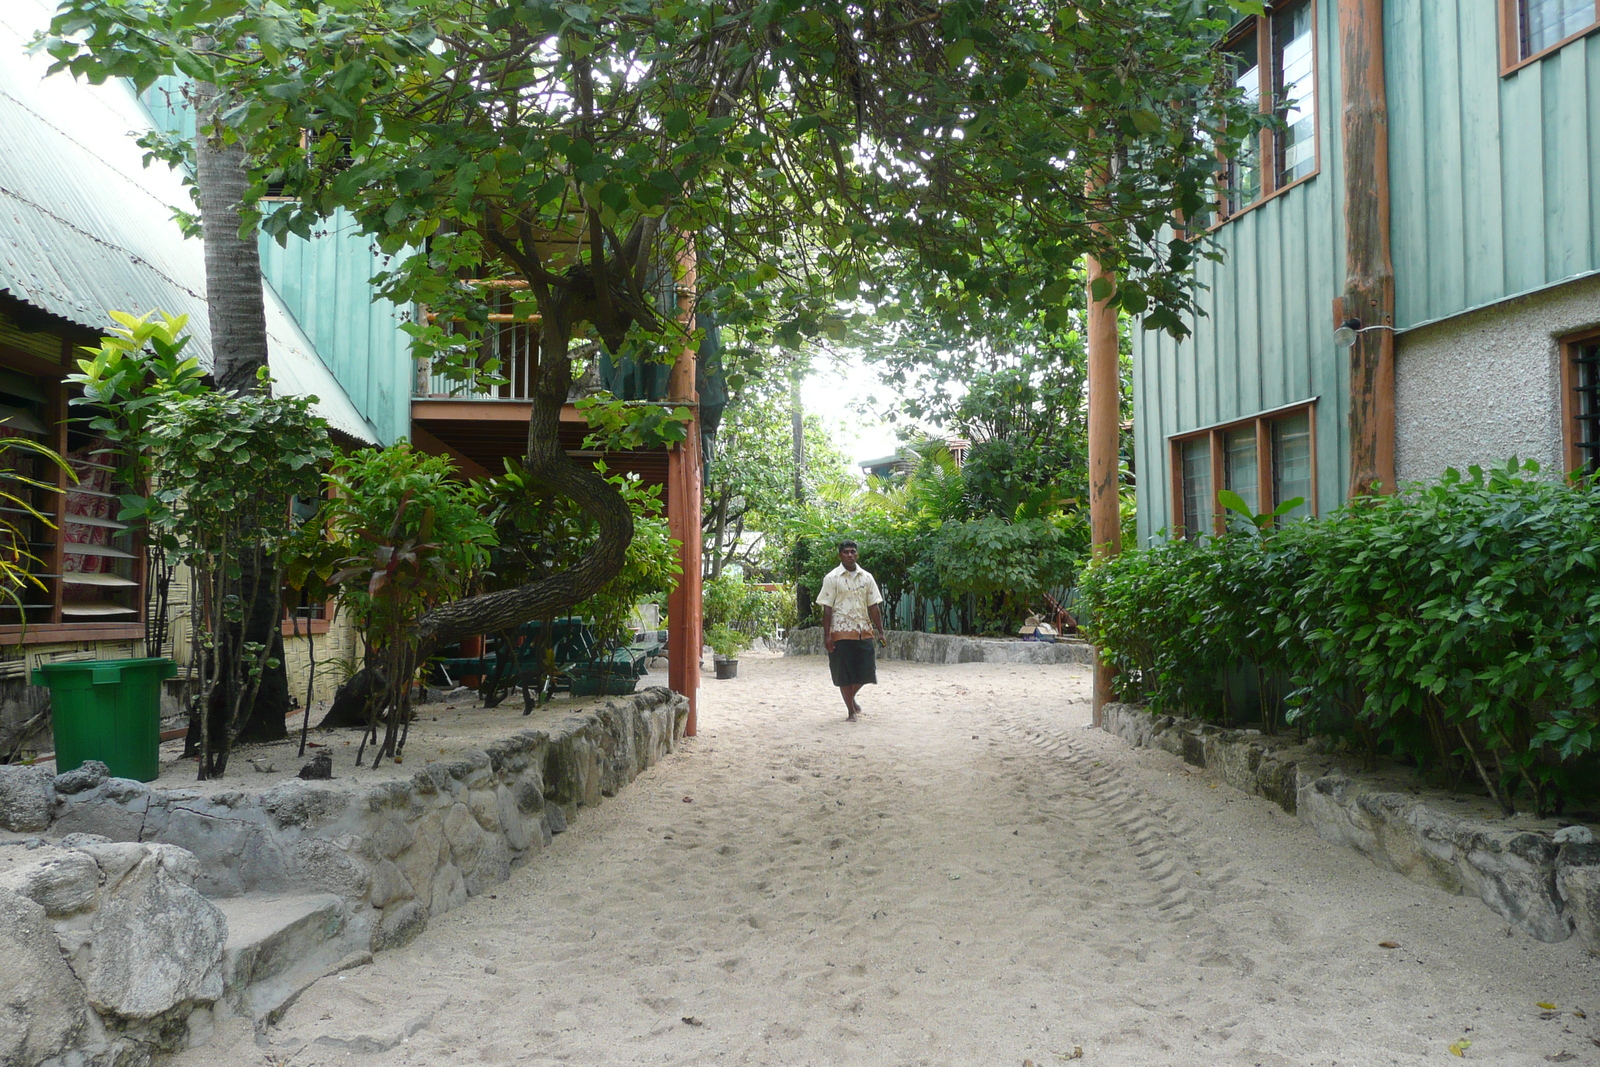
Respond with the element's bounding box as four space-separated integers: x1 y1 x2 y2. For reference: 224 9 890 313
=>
1572 341 1600 476
1273 1 1316 186
1271 412 1313 520
1225 30 1262 214
1521 0 1596 57
1223 428 1259 515
1180 437 1213 539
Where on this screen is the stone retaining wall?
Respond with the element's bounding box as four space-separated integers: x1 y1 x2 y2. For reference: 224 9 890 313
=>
787 627 1094 666
0 687 689 1065
1100 701 1600 954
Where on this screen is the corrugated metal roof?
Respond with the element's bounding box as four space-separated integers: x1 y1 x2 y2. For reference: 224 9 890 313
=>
0 0 377 444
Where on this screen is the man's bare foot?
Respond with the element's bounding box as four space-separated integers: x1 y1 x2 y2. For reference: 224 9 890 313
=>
846 709 859 722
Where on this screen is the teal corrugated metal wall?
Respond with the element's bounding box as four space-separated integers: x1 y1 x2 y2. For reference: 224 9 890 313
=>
137 80 413 445
1134 1 1600 544
256 215 412 445
1387 2 1600 329
1134 0 1348 543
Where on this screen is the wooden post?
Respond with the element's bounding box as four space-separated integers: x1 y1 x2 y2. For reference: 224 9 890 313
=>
665 244 703 736
1339 0 1397 496
1086 178 1122 728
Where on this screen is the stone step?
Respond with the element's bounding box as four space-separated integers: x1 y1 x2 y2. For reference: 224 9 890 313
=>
213 892 373 1027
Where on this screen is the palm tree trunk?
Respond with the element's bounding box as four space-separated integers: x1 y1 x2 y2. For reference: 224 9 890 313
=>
191 77 289 755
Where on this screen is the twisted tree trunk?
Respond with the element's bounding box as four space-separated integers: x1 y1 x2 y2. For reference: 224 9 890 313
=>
411 278 634 657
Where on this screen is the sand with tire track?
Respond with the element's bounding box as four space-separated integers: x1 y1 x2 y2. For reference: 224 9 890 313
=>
175 652 1600 1067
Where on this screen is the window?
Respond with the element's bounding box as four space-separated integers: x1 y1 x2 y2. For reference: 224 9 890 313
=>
1214 1 1319 223
1270 411 1313 520
1180 437 1213 540
1561 330 1600 477
1170 402 1318 538
1223 428 1260 514
0 367 145 638
1502 0 1600 70
281 495 333 635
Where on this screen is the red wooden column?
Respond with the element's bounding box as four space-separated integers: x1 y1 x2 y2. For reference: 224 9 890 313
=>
665 247 703 735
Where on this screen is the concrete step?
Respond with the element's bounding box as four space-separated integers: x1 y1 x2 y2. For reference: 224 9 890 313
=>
213 892 373 1027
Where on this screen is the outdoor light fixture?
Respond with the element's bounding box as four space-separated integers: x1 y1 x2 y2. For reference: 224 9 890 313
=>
1333 317 1396 348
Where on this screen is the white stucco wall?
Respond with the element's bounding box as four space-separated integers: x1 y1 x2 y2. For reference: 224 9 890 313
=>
1394 274 1600 485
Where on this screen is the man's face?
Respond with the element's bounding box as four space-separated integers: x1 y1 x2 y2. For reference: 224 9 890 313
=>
838 546 859 570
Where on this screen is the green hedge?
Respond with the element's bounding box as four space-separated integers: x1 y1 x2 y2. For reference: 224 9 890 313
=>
1078 460 1600 816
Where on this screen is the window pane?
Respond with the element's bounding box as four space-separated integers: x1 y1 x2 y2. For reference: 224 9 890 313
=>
1180 437 1213 539
1273 1 1316 186
1574 342 1600 476
1271 412 1313 521
1225 29 1261 213
1223 429 1259 515
0 383 57 627
1522 0 1596 57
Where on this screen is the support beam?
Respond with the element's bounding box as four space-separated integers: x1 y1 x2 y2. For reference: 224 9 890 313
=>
408 424 491 481
1339 0 1397 496
1086 210 1121 728
665 247 703 736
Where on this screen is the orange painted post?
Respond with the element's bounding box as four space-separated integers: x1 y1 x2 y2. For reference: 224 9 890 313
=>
665 245 703 735
1086 174 1122 730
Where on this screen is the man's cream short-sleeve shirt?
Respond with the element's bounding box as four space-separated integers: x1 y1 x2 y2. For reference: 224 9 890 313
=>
815 564 883 636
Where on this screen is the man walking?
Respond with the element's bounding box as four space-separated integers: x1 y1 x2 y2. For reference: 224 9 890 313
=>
815 540 886 721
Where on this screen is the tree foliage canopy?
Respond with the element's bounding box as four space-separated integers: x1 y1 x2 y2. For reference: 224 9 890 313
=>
46 0 1258 343
43 0 1259 645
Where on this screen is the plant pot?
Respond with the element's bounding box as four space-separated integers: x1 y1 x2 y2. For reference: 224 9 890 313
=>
714 658 739 680
33 658 176 782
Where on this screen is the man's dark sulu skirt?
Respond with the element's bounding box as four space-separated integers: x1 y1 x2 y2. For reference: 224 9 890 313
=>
828 638 878 687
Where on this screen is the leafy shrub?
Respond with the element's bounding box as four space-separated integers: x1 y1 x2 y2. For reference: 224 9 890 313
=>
702 571 785 638
1079 461 1600 815
915 515 1083 630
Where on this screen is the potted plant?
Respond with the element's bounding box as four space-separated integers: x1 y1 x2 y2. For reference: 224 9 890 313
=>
705 623 749 680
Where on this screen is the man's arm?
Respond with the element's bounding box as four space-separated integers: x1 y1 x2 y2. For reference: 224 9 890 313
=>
868 604 885 645
822 606 835 652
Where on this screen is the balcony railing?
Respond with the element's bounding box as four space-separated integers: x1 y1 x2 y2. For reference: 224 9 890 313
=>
415 318 540 400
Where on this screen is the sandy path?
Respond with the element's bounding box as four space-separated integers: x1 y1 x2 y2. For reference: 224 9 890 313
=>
181 654 1600 1067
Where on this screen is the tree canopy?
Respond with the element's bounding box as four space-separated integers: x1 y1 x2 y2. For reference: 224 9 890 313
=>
43 0 1259 647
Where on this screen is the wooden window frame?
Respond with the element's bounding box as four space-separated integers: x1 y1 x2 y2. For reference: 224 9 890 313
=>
1168 400 1319 538
0 344 147 645
281 598 333 636
1560 326 1600 478
1500 0 1600 76
1209 0 1322 230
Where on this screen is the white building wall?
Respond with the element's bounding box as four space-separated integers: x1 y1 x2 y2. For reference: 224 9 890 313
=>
1394 274 1600 486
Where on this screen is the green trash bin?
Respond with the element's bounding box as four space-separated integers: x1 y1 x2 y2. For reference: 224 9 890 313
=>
33 658 176 782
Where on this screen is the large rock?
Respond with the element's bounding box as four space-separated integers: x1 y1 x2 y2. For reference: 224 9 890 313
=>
0 763 54 831
1556 843 1600 954
0 886 88 1064
260 780 350 830
52 760 109 796
51 776 151 841
371 900 427 953
84 845 227 1022
0 845 100 917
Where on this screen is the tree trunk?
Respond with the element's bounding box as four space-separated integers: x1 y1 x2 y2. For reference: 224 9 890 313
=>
1339 0 1396 497
790 369 806 505
190 77 290 756
193 79 270 395
1086 165 1122 728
